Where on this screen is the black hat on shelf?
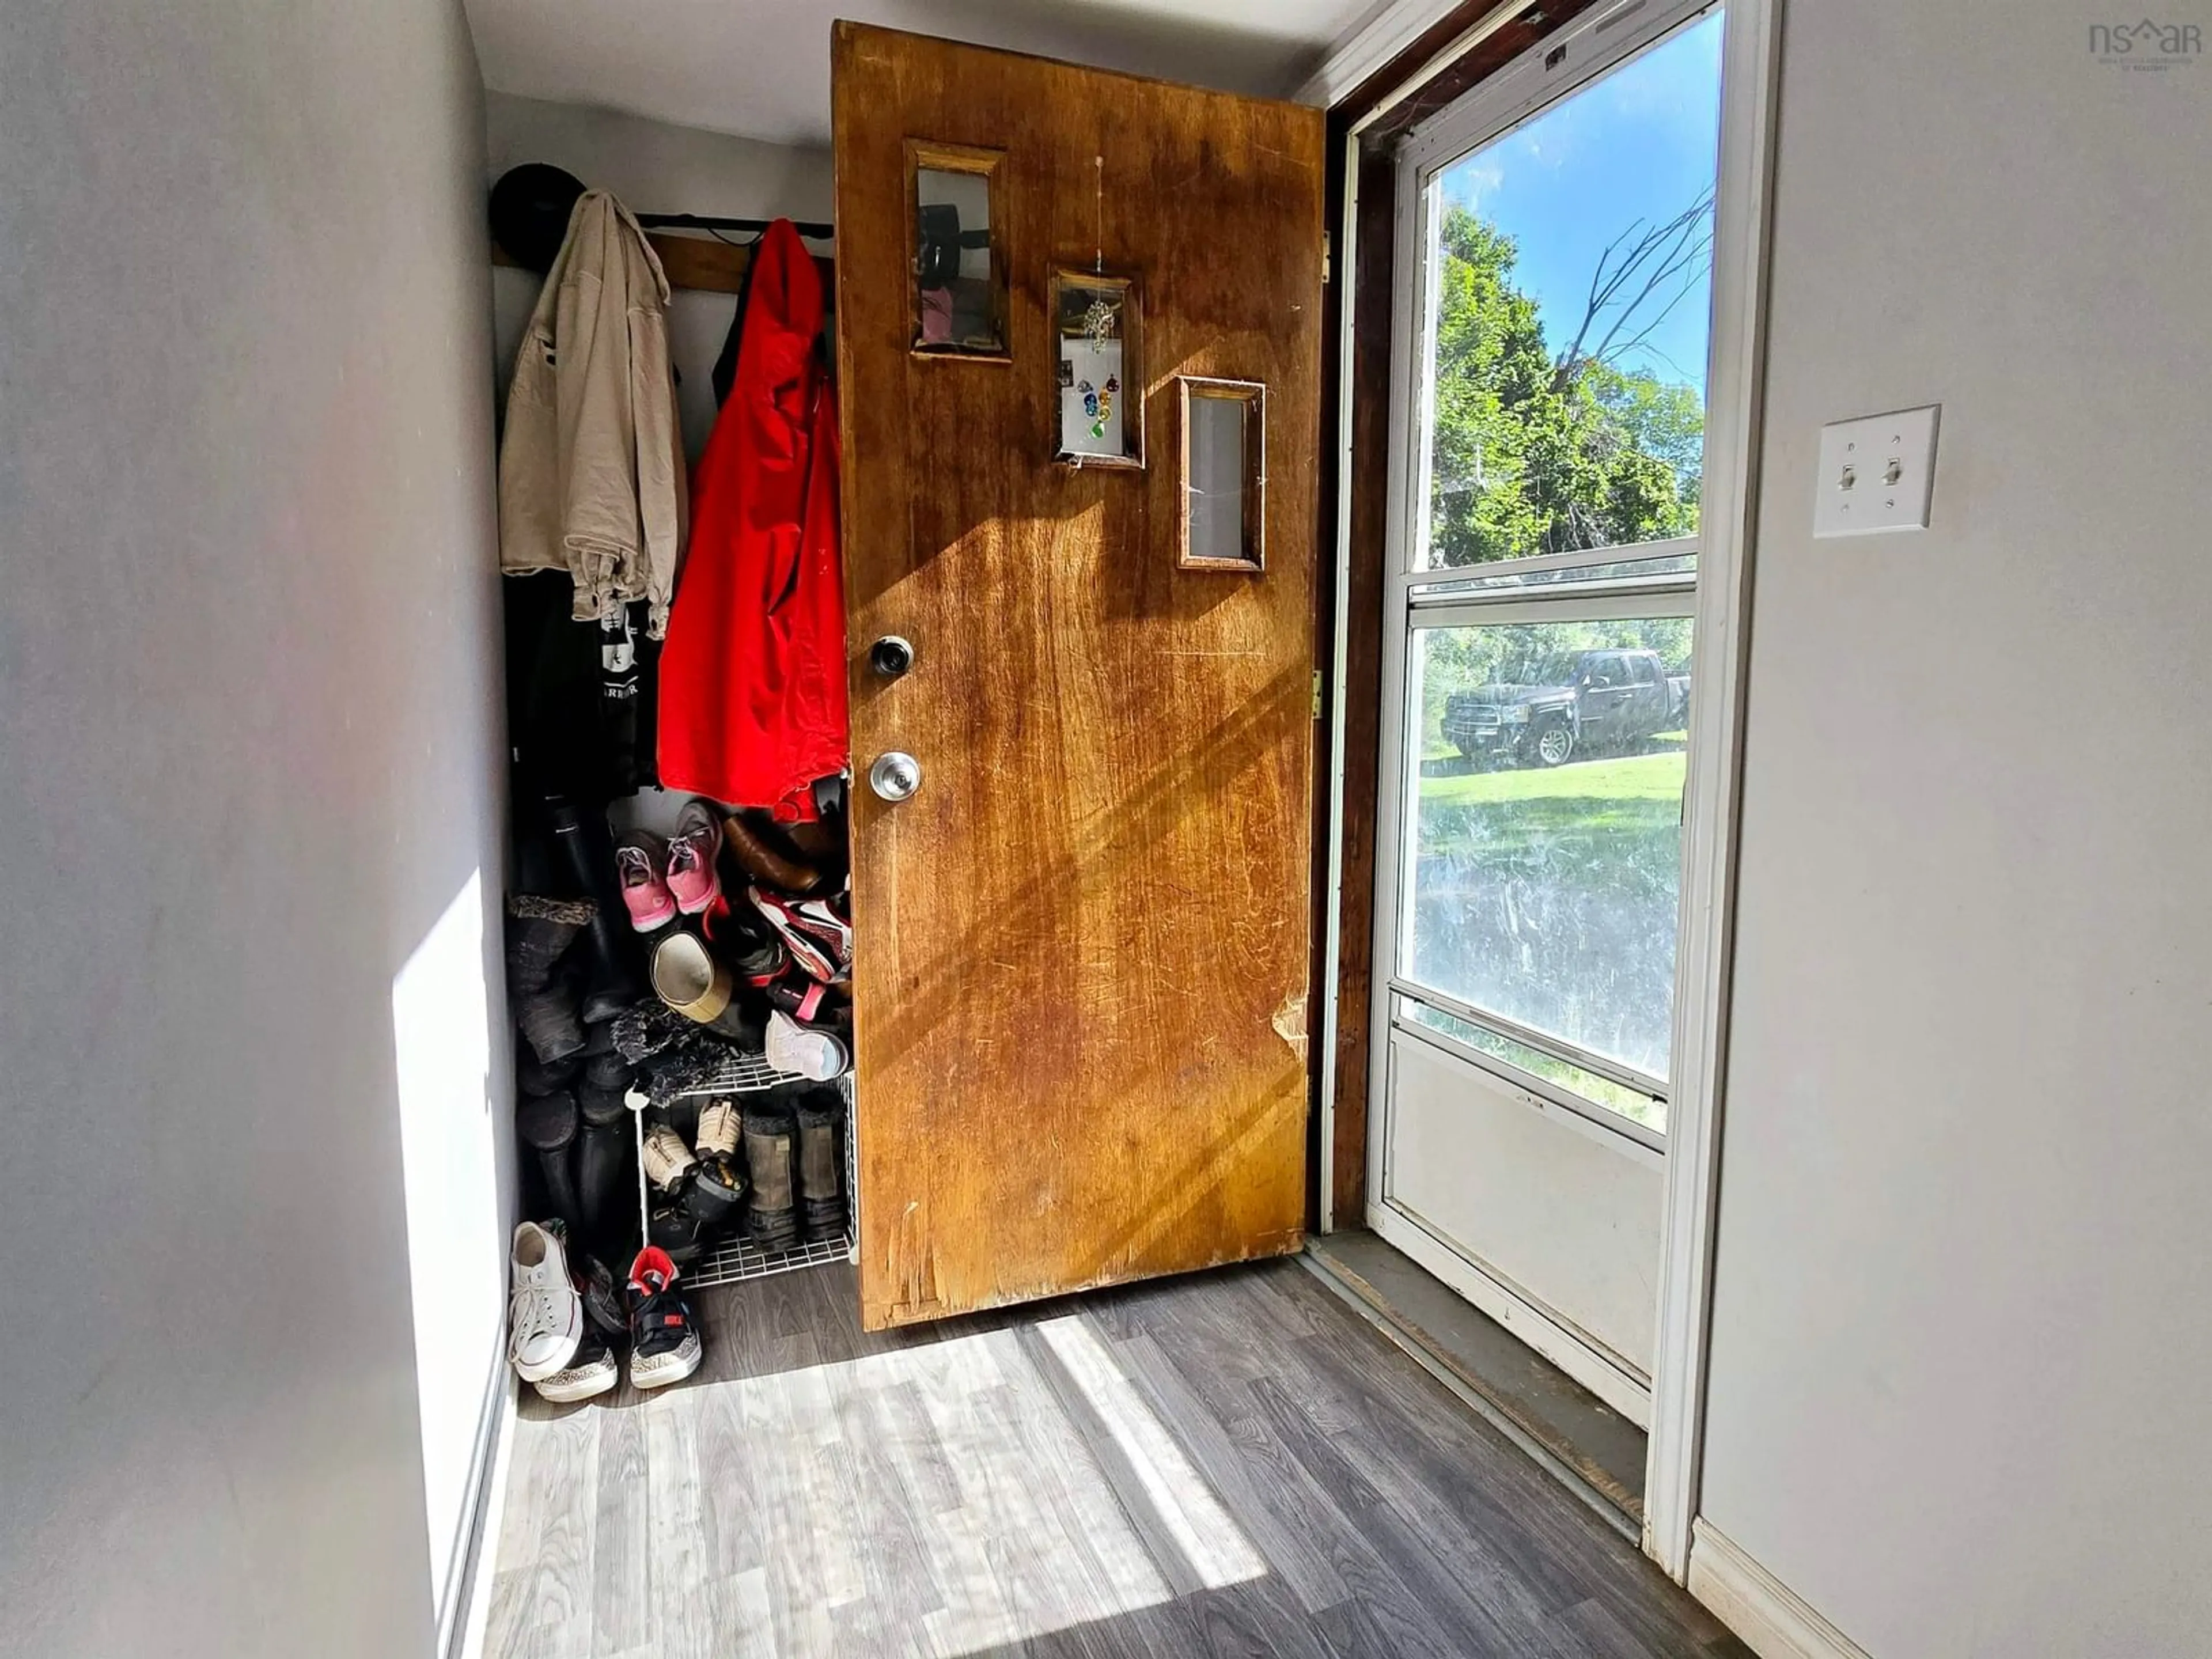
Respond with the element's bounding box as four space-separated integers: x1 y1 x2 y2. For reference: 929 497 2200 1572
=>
490 162 588 273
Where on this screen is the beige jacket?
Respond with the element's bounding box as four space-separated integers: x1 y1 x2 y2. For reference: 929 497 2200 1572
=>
498 191 688 636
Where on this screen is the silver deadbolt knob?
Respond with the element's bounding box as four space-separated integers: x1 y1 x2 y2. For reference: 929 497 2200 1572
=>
869 751 922 802
870 634 915 677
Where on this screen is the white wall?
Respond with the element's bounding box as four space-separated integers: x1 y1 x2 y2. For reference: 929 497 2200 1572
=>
1700 7 2212 1656
0 3 509 1656
485 91 834 457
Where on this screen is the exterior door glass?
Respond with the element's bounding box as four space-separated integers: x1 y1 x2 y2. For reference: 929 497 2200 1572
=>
1412 13 1723 572
1404 620 1691 1097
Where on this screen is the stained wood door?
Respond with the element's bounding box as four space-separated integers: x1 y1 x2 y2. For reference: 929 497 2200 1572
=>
832 23 1324 1328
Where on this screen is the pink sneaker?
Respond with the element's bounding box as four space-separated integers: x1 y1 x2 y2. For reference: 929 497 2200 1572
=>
665 800 724 916
615 831 676 931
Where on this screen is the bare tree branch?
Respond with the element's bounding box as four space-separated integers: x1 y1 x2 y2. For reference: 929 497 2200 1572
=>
1551 186 1715 393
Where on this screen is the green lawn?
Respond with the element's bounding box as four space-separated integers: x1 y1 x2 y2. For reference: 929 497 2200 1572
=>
1406 744 1686 1085
1416 747 1685 861
1421 746 1686 806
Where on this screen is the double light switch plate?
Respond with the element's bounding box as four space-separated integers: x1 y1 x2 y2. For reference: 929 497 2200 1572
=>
1813 404 1940 537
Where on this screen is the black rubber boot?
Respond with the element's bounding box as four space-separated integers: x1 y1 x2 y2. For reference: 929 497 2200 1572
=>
742 1103 798 1251
515 968 586 1064
578 1050 634 1126
796 1091 846 1241
506 895 587 991
649 1204 704 1266
517 1090 582 1230
507 897 592 1062
576 1120 629 1248
516 1044 578 1098
575 1062 631 1249
546 798 645 1024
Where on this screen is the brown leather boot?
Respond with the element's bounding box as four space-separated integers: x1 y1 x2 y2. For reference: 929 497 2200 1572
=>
720 812 822 894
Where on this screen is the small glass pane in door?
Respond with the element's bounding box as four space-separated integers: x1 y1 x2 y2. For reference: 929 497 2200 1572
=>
911 145 1006 355
1054 272 1143 465
1179 377 1264 570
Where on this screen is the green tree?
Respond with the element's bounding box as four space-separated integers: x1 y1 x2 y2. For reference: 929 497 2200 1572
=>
1416 207 1706 748
1425 206 1705 568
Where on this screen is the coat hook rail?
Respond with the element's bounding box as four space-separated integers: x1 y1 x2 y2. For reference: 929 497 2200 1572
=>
635 213 835 240
493 213 835 298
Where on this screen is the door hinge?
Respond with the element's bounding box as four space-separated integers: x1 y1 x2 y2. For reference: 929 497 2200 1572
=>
1312 670 1324 719
1322 230 1332 287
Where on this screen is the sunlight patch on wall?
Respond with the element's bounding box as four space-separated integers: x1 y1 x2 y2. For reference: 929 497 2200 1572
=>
390 868 502 1612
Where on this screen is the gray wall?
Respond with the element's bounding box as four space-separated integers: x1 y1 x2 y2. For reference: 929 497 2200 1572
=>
0 3 509 1657
1702 6 2212 1654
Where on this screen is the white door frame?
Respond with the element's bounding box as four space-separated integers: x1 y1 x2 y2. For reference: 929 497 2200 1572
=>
1643 0 1779 1580
1313 0 1781 1581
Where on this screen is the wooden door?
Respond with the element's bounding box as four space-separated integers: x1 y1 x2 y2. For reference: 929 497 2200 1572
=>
832 24 1323 1328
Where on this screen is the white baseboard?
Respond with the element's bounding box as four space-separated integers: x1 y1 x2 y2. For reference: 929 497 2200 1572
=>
449 1372 520 1659
1687 1520 1872 1659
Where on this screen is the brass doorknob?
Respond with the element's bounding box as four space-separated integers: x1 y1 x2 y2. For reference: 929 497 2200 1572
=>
869 751 922 802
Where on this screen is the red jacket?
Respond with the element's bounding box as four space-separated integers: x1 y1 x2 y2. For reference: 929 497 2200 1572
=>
657 219 846 820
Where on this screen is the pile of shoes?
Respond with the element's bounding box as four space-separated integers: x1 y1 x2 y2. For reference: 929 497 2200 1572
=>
505 794 662 1245
615 795 854 1085
508 787 853 1287
633 1084 850 1266
506 1220 703 1403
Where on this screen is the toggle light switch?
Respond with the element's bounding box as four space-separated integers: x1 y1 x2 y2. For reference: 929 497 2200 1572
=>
1814 405 1940 537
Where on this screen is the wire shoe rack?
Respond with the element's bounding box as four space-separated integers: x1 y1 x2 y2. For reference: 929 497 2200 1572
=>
629 1047 857 1291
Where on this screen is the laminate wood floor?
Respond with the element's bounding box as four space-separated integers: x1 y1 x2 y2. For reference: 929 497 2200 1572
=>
483 1258 1748 1658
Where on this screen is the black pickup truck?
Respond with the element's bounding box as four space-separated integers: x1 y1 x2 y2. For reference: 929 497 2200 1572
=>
1441 648 1689 768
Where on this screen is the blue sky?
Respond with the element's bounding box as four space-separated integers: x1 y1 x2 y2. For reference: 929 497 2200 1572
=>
1440 10 1724 392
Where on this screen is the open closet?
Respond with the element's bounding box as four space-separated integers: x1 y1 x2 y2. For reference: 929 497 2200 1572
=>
491 20 1325 1407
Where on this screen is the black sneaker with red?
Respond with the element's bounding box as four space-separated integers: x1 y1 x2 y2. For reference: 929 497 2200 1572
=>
626 1246 703 1390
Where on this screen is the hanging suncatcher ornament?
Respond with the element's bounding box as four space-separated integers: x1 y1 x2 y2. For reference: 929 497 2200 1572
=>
1081 293 1119 349
1078 374 1120 440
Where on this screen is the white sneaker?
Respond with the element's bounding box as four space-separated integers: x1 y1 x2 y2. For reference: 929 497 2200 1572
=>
767 1009 850 1082
507 1221 584 1383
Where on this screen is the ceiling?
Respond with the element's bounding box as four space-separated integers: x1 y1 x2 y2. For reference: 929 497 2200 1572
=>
463 0 1384 149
